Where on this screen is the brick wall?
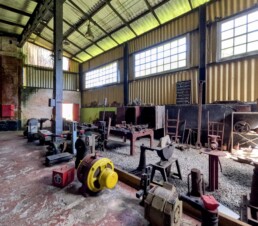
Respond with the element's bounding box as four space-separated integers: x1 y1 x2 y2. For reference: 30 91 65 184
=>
21 88 80 128
0 37 22 119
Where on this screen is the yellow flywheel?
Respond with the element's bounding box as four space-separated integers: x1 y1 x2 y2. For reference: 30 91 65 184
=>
77 154 118 193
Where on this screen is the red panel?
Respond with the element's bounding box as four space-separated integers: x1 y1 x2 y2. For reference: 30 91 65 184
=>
201 195 219 210
52 165 75 188
1 105 15 117
73 104 80 122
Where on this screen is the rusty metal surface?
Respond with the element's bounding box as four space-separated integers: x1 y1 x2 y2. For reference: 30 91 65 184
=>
0 131 148 226
0 131 202 226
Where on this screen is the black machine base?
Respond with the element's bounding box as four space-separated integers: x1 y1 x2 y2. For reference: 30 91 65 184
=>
45 152 73 166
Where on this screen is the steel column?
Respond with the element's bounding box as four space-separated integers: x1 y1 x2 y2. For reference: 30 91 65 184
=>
199 4 206 104
53 0 63 137
123 43 129 106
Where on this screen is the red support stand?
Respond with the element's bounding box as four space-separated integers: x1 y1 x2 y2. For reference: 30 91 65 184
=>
201 150 226 192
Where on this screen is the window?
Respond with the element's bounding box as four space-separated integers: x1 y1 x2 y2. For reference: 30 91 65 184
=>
24 42 70 70
134 35 189 78
218 8 258 60
85 62 118 89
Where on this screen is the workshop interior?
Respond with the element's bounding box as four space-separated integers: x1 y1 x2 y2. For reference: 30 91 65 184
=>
1 0 258 225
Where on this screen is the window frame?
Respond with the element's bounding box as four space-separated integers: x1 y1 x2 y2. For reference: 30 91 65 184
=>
217 7 258 62
133 34 190 79
84 61 119 90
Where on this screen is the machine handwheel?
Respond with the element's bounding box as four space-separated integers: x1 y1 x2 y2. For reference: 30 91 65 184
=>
234 121 251 133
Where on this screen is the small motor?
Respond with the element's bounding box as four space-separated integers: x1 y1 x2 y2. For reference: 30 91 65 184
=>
144 182 182 226
77 154 118 194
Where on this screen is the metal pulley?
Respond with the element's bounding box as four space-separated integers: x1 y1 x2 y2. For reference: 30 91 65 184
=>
77 154 118 193
233 121 251 133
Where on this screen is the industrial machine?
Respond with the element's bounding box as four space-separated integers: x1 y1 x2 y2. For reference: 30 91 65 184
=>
45 121 77 166
241 163 258 225
77 154 118 194
136 166 152 205
24 118 49 142
75 132 97 168
131 136 182 185
179 194 219 226
144 182 182 226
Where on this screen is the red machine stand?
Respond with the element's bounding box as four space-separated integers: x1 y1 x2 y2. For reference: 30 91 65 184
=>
201 150 226 192
52 165 75 188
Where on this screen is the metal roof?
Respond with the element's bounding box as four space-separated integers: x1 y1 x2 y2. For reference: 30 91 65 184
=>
0 0 210 63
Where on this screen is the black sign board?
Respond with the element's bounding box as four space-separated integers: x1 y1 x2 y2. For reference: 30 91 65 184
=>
176 80 191 104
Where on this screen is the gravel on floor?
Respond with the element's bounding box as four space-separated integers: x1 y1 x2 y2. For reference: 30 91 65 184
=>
101 136 254 215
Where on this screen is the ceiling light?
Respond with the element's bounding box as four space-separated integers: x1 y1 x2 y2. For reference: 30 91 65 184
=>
63 40 70 46
85 22 94 41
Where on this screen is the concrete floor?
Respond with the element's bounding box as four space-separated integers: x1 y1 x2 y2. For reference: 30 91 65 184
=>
0 131 200 226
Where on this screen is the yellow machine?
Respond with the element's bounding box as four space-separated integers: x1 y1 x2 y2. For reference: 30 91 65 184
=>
77 154 118 193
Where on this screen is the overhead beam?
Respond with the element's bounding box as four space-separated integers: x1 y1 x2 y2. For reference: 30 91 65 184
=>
18 0 53 47
0 31 19 38
63 19 103 54
0 19 25 28
33 33 82 62
107 2 138 36
31 0 43 3
34 0 66 36
188 0 193 10
65 0 119 45
143 0 161 25
44 23 93 58
71 0 169 58
0 4 31 17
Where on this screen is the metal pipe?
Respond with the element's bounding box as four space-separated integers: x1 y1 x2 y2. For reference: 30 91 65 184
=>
123 43 129 106
53 0 63 138
199 4 206 104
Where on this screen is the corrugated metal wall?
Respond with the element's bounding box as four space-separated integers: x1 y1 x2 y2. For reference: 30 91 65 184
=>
129 69 199 105
24 65 79 90
82 84 123 107
207 58 258 103
23 42 79 72
81 0 258 105
128 11 199 54
207 0 258 21
81 45 123 72
205 0 258 103
69 60 79 73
